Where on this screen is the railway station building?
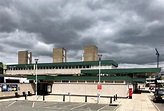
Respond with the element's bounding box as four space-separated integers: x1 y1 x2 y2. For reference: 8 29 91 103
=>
0 45 162 98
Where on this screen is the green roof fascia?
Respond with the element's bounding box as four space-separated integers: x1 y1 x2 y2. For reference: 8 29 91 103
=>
7 60 118 68
133 78 146 82
81 68 161 74
26 75 132 81
26 75 54 81
7 64 35 69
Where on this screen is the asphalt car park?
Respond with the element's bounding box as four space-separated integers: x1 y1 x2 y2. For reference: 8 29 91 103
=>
149 94 164 111
153 101 164 111
0 100 117 111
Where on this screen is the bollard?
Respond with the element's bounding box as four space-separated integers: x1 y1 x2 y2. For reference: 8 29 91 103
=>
110 97 112 104
63 95 65 101
43 94 45 101
97 93 100 104
15 92 19 98
114 95 115 101
116 94 117 100
25 94 27 100
22 92 27 100
68 92 71 102
85 96 87 102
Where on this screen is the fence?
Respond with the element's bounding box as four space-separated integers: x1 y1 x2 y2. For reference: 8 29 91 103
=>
20 93 118 104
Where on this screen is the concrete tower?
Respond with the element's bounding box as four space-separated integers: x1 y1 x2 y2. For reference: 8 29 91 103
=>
84 45 98 61
18 50 32 64
53 48 66 63
18 51 28 64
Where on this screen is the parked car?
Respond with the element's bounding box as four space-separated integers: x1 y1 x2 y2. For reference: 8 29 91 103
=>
153 88 164 102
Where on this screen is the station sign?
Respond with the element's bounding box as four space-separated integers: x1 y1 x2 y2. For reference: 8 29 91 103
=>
97 84 102 90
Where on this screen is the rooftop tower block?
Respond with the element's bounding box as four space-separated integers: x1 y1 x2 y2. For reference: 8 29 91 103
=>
18 50 32 64
53 48 67 63
84 45 98 61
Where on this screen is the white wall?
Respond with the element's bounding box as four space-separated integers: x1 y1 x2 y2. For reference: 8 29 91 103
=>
52 83 129 97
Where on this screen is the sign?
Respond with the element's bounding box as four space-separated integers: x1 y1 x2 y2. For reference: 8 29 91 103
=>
10 84 18 91
97 84 102 90
47 85 52 93
2 84 8 92
1 84 18 92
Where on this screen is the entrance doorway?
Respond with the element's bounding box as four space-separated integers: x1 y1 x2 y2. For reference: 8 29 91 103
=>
37 83 52 95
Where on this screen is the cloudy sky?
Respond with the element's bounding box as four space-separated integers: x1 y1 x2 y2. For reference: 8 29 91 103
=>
0 0 164 68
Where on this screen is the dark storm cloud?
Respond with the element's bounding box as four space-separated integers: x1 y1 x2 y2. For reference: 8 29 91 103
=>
0 0 163 67
3 0 95 45
116 26 164 46
0 6 18 32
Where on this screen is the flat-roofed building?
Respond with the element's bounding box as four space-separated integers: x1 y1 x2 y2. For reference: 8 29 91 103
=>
4 60 161 97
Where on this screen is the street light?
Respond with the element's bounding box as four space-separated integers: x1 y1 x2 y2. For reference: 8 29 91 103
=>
97 54 102 104
155 48 160 68
34 59 38 101
98 54 102 84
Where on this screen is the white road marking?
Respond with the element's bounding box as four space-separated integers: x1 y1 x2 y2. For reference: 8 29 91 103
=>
58 103 78 109
5 101 16 108
97 105 108 111
70 104 87 110
32 102 35 108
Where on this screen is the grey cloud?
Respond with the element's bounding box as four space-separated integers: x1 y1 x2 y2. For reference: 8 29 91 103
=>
6 0 94 45
115 23 164 47
0 8 18 32
0 0 164 67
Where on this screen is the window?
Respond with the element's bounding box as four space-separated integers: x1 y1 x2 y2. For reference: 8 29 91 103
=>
115 81 124 83
62 80 69 82
106 80 113 83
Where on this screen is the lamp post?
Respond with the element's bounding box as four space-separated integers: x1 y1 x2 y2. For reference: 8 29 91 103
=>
34 59 38 101
155 48 160 68
97 54 102 104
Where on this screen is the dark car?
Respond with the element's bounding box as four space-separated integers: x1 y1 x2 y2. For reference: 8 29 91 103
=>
153 88 164 102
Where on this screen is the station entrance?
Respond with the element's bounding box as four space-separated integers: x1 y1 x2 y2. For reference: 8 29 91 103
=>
37 82 52 95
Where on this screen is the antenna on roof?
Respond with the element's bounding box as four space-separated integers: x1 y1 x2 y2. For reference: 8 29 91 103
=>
155 48 160 68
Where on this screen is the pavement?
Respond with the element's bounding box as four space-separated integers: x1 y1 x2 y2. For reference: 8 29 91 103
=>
0 91 159 111
114 92 158 111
